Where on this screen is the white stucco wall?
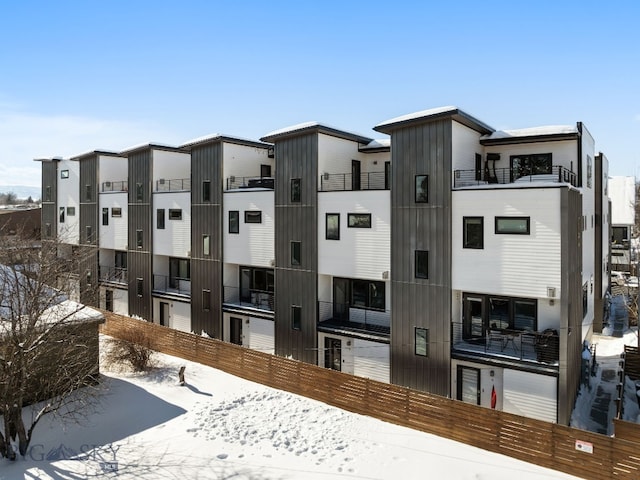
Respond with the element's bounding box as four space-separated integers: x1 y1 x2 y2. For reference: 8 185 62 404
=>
57 158 79 244
222 142 273 186
317 332 390 383
451 120 483 173
99 192 128 250
153 192 191 257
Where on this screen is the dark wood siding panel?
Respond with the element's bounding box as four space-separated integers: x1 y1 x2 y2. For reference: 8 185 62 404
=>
190 259 221 337
390 120 452 396
79 246 99 307
274 134 318 363
41 161 57 238
593 153 604 333
127 250 152 320
558 188 583 425
79 155 98 246
190 143 223 206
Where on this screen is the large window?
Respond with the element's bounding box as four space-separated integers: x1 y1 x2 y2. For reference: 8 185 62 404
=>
415 328 429 357
463 217 483 249
169 257 190 288
510 153 552 182
229 210 239 233
495 217 530 235
239 266 274 306
350 279 385 311
326 213 340 240
415 175 429 203
348 213 371 228
462 293 537 340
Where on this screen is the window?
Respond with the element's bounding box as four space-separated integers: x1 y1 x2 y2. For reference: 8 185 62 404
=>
115 251 127 269
348 213 371 228
136 183 143 202
463 217 483 249
169 209 182 220
239 266 275 304
202 289 211 311
462 293 538 340
60 169 69 179
85 226 92 243
102 208 109 226
510 153 552 182
111 207 122 217
415 328 429 357
157 209 165 229
45 223 51 237
202 180 211 202
415 250 428 279
84 185 92 202
291 305 301 330
326 213 340 240
105 290 113 312
351 279 385 310
86 270 92 286
245 211 262 223
44 186 51 202
415 175 429 203
583 282 588 319
169 257 190 288
514 299 536 330
66 206 75 216
136 229 143 248
229 210 239 233
495 217 530 235
203 234 210 256
59 207 65 223
586 155 592 188
291 241 301 266
137 278 143 297
291 178 301 203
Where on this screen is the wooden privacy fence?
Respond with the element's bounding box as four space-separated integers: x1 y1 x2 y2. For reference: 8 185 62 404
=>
100 313 640 480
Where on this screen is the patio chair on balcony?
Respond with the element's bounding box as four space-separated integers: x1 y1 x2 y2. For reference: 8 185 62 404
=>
487 328 505 351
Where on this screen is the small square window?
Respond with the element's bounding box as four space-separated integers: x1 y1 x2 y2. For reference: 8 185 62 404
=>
415 175 428 203
202 289 211 311
60 169 69 179
203 234 210 256
59 207 65 223
415 250 428 279
291 241 301 266
326 213 340 240
245 211 262 223
495 217 530 235
111 207 122 217
169 209 182 220
291 305 301 330
347 213 371 228
157 209 165 229
463 217 483 249
291 178 301 203
415 327 429 356
136 229 143 248
229 211 240 233
66 206 75 216
202 180 211 202
102 208 109 226
137 278 143 297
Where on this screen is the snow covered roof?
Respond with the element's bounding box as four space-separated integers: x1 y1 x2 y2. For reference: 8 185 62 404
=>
261 121 373 144
70 149 124 161
119 142 185 156
481 125 579 145
181 133 272 150
374 106 494 135
359 138 391 152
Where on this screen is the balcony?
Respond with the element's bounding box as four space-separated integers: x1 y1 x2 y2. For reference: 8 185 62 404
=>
318 301 390 337
99 266 127 285
223 286 274 312
155 178 191 192
453 166 577 188
451 322 559 366
226 176 275 190
153 274 191 296
319 172 389 192
101 180 128 192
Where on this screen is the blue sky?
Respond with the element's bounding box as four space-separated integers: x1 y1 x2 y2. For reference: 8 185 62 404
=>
1 1 639 187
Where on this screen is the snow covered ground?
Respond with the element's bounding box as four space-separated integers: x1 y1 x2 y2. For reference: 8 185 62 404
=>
2 337 583 480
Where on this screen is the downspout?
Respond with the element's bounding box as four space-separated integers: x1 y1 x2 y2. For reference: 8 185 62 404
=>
576 122 583 188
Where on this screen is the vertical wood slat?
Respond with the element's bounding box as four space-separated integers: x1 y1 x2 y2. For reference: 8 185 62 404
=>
100 313 639 480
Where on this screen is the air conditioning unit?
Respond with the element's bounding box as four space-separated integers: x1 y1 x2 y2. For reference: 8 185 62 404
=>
105 181 112 187
323 172 330 180
382 271 389 280
229 175 236 183
159 178 165 184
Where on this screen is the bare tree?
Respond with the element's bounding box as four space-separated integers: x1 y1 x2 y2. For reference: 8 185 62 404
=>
0 231 103 460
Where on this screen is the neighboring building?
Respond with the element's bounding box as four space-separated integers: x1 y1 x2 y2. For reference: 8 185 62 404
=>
609 176 635 273
38 107 611 425
0 206 41 238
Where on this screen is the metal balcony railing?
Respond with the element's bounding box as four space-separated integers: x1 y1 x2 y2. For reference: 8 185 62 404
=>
99 266 127 284
319 172 389 192
153 274 191 296
155 178 191 192
101 180 128 192
318 301 390 336
223 286 274 312
453 166 577 188
226 176 275 190
451 322 559 365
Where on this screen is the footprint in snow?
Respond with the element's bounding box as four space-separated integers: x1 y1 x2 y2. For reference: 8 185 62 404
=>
217 453 228 460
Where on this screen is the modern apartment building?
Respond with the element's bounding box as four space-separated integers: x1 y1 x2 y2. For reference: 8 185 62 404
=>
38 107 610 425
609 176 635 273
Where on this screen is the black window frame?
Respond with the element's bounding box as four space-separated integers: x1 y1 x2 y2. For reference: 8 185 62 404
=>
136 229 143 249
244 210 262 224
136 278 143 297
229 210 240 233
168 209 182 220
202 180 211 202
44 186 52 202
415 327 429 357
509 153 552 182
349 279 386 311
415 174 429 203
203 234 211 256
495 217 530 235
157 209 165 229
326 213 340 240
59 207 65 223
85 225 93 243
102 207 109 226
111 207 122 217
291 178 301 203
291 241 301 266
415 250 429 279
60 169 69 179
463 216 484 249
583 282 588 319
84 184 92 202
136 182 144 202
462 293 538 338
202 289 211 311
347 213 371 228
291 305 301 330
169 257 191 286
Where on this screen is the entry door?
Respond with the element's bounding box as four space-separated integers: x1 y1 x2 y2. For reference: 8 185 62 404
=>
463 296 484 340
324 337 341 371
230 317 243 345
159 301 169 327
260 164 271 178
457 366 481 405
351 160 361 190
333 278 349 321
